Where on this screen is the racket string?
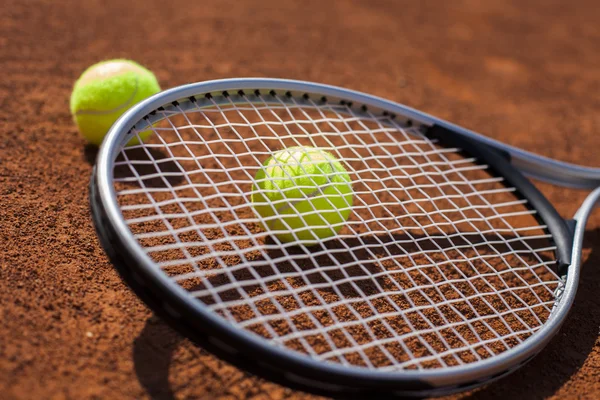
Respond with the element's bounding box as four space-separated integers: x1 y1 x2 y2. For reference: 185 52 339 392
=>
250 95 503 366
221 95 413 366
413 131 556 327
114 92 562 370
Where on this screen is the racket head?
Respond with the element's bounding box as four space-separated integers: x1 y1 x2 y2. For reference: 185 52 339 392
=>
90 78 578 397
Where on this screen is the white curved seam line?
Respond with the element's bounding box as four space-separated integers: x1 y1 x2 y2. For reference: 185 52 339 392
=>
75 76 139 116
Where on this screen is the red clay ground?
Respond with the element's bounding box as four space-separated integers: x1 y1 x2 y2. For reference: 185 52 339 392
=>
2 0 600 399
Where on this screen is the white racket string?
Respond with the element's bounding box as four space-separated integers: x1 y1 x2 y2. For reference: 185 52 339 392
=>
113 92 562 370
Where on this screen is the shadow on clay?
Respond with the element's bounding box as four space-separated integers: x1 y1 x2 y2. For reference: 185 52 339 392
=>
84 144 184 188
133 316 181 400
190 231 556 305
130 230 599 399
463 229 600 400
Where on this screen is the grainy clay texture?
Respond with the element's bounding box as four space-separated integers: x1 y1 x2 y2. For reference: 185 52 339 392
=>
1 0 600 399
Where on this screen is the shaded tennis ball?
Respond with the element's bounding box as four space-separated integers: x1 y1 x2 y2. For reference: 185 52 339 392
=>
69 59 161 146
252 146 353 244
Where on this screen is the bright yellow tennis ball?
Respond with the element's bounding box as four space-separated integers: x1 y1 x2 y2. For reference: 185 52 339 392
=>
252 146 354 244
69 59 161 146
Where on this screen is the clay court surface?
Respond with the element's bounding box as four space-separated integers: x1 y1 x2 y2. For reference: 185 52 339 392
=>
2 0 600 398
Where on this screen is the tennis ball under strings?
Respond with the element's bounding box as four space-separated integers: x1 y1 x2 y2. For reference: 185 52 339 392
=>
70 59 161 146
252 146 354 244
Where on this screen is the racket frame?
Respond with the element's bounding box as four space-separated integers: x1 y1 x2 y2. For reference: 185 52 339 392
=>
91 78 597 397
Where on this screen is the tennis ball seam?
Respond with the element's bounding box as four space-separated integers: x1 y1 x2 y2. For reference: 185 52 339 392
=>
275 180 335 213
265 178 352 235
70 59 161 146
252 146 354 243
73 75 139 116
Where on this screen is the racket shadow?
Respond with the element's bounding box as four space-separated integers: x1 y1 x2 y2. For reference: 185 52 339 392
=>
84 144 184 188
459 228 600 400
195 232 557 305
268 233 556 298
133 316 180 400
131 231 598 399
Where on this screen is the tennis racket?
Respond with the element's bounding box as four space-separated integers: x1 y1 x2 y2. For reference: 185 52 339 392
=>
90 78 600 398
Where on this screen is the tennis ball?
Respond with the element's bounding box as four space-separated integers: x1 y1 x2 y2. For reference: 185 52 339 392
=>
69 59 161 146
252 146 353 244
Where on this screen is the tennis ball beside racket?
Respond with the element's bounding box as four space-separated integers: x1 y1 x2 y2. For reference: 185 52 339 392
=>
70 59 161 146
252 146 353 244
